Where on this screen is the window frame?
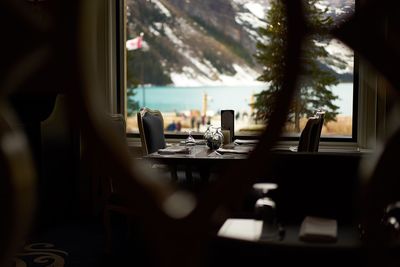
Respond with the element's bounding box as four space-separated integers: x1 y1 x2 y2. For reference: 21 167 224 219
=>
110 0 381 151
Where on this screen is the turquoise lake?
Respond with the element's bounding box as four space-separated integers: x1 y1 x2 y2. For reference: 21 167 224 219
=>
131 83 354 116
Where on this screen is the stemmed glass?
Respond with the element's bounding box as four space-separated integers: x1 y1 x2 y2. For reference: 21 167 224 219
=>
253 183 285 240
254 183 278 224
185 130 196 146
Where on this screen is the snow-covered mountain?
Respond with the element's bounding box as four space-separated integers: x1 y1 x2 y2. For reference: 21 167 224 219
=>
126 0 354 87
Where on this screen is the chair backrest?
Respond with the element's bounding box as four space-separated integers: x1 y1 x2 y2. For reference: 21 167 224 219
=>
297 116 321 152
137 107 166 155
312 111 325 152
109 113 127 143
98 113 128 201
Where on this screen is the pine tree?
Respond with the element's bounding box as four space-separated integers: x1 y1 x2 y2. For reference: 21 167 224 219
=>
254 0 343 132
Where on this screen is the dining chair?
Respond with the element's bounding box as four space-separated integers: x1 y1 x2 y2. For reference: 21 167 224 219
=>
102 113 132 253
103 113 171 254
137 107 201 186
103 113 172 254
137 107 166 155
313 110 325 152
271 110 324 153
298 110 325 152
297 116 321 152
137 107 188 180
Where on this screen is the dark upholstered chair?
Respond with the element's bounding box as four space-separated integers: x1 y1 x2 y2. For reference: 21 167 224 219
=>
104 113 174 253
274 111 324 153
297 117 320 152
137 107 166 155
313 110 325 152
137 107 195 184
297 111 325 152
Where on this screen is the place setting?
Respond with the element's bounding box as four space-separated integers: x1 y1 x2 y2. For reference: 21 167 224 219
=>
201 125 254 158
158 130 205 156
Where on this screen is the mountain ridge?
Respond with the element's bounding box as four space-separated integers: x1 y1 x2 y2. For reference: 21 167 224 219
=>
126 0 354 87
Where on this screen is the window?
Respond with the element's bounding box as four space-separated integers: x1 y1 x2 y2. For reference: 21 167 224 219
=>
123 0 356 140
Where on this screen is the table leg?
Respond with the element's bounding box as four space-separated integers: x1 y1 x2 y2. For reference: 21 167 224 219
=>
170 165 178 181
185 165 193 184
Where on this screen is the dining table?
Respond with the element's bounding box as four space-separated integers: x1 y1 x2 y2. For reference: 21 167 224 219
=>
144 140 256 182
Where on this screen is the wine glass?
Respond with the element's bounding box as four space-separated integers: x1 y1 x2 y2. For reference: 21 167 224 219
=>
253 183 284 240
185 130 196 146
254 183 278 225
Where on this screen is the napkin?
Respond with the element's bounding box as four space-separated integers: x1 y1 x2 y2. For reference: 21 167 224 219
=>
179 140 206 145
234 139 259 145
218 219 263 241
299 216 337 243
158 147 191 155
216 146 253 154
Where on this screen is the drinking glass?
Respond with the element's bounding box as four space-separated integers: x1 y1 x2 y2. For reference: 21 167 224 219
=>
254 183 278 225
185 130 196 146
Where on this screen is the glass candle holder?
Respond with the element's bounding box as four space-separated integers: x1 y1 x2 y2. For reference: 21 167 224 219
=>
204 125 223 150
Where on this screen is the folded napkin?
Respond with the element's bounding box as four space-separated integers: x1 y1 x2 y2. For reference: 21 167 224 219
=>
179 140 206 145
299 216 337 243
234 139 259 145
158 147 191 155
218 219 263 241
216 147 253 154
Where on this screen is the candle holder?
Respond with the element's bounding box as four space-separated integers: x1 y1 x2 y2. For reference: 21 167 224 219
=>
203 125 223 150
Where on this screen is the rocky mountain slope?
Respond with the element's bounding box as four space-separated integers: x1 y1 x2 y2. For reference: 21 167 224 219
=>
126 0 354 86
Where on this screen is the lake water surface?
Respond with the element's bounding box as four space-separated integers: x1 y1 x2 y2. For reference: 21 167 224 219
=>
131 83 353 116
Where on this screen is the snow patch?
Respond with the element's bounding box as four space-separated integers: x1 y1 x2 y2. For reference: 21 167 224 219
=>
334 8 346 15
314 39 353 74
244 2 266 19
187 54 217 77
315 2 329 11
154 22 163 30
163 25 184 47
236 12 266 29
149 26 160 36
170 64 263 87
325 39 354 74
152 0 171 17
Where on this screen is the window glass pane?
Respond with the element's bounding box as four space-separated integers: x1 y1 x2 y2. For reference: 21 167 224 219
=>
125 0 355 138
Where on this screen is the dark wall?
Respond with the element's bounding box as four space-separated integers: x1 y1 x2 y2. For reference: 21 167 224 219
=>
39 95 81 228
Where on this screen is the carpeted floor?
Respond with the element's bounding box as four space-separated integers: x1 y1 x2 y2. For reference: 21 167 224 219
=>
13 215 155 267
14 222 107 267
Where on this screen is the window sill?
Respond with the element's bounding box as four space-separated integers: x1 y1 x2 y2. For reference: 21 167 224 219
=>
127 136 373 155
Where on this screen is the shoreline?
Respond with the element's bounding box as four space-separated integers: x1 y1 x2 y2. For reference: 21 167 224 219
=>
127 114 353 136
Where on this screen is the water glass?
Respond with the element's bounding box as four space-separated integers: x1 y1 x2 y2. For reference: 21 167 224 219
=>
185 130 196 146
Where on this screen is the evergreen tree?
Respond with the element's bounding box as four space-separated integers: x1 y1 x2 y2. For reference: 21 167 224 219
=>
254 0 343 132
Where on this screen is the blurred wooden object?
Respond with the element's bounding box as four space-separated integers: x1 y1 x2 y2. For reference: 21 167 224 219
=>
5 0 400 266
0 106 36 267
